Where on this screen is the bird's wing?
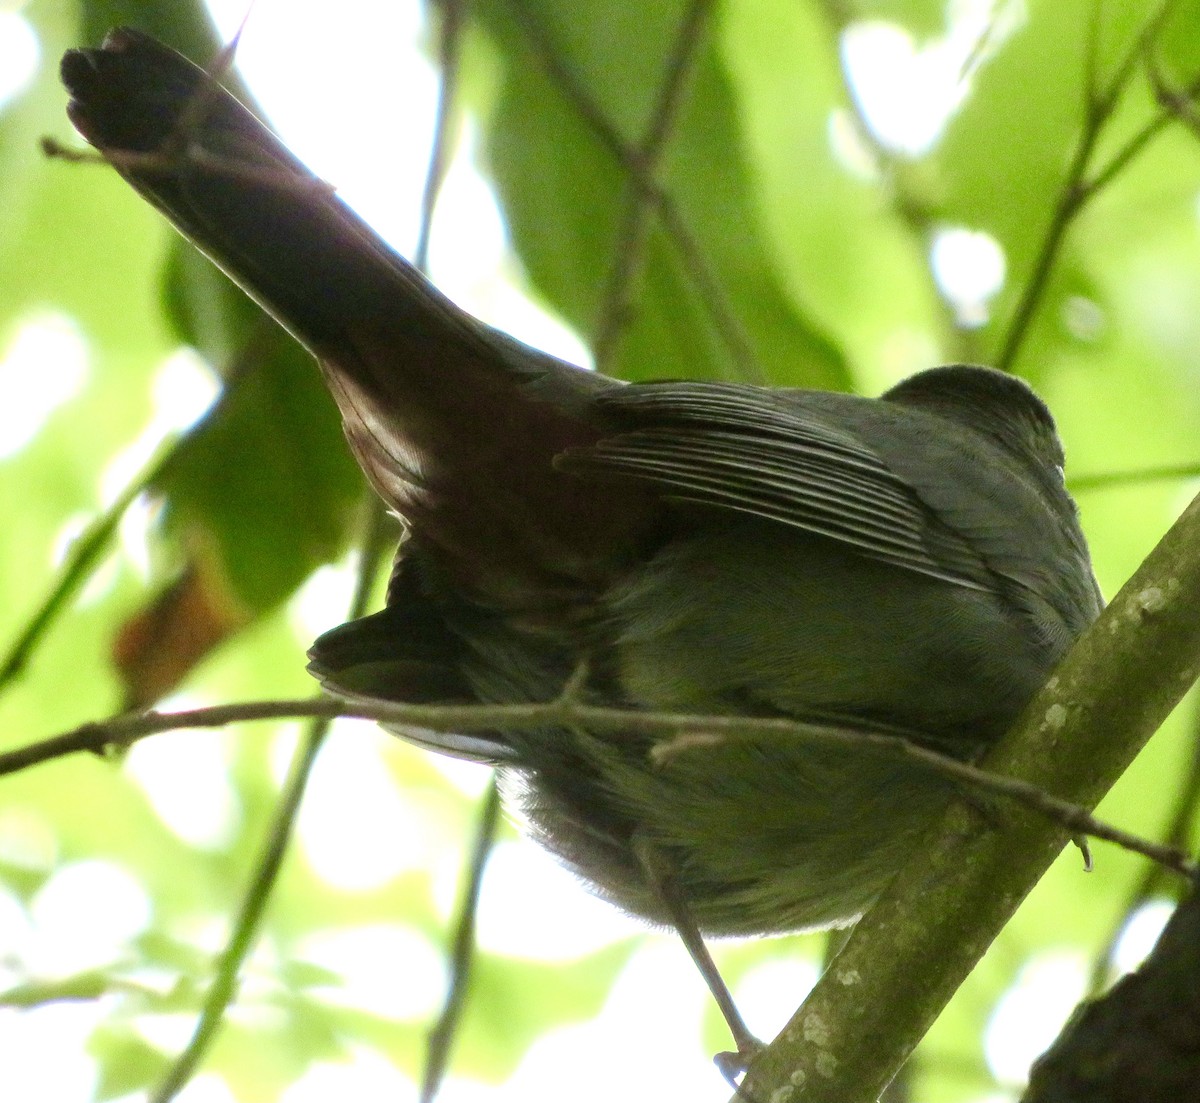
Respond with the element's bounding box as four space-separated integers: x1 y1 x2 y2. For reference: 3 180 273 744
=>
559 382 994 591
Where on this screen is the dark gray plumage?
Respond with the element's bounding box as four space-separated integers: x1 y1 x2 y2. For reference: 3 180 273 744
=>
62 29 1103 942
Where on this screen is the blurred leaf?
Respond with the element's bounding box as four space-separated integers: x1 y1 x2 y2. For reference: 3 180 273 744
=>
79 0 224 63
476 0 850 388
150 320 361 613
0 972 111 1007
161 241 263 373
1153 0 1200 80
721 0 945 380
89 1028 170 1101
112 560 250 709
151 239 363 613
278 958 344 990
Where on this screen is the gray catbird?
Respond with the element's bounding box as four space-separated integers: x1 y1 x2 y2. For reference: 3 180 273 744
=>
61 26 1103 1057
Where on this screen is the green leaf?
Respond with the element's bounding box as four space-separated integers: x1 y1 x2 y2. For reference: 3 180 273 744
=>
476 0 850 388
89 1028 170 1101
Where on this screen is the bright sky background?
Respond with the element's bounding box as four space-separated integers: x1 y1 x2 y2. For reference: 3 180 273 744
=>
0 1 1178 1100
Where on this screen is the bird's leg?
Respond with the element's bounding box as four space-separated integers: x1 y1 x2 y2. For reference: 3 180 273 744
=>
632 835 763 1082
556 657 592 703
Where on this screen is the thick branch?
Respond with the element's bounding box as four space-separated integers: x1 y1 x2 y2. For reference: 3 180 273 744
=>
739 490 1200 1103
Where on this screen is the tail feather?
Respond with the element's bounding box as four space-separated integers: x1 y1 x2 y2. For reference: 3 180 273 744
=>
62 28 655 602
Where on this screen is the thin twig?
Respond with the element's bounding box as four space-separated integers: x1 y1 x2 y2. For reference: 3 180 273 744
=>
415 0 468 274
406 7 501 1099
1070 461 1200 493
1091 0 1178 113
0 318 268 696
653 199 762 379
1083 59 1200 199
1143 58 1200 148
148 712 326 1103
148 500 393 1103
1086 705 1200 996
994 139 1095 373
592 0 714 370
996 1 1195 371
0 444 167 692
12 694 1195 882
420 778 501 1103
43 135 337 197
504 0 761 381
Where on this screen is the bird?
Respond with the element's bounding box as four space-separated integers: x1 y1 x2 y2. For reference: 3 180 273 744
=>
61 26 1102 1059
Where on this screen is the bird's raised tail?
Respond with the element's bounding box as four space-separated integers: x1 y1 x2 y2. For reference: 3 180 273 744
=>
61 28 654 606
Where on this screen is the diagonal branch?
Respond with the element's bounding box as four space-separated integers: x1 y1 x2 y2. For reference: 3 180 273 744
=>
1070 461 1200 492
503 0 762 381
591 0 714 370
9 486 1200 1103
997 3 1200 371
738 488 1200 1102
0 316 268 697
148 499 393 1103
420 777 501 1103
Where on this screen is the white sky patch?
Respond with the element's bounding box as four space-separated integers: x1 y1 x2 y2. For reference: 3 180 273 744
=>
732 953 820 1041
99 347 219 506
204 0 590 366
169 1073 240 1103
841 1 1024 157
295 923 447 1020
931 225 1007 326
426 137 595 367
496 940 721 1102
268 721 305 788
0 1002 101 1102
425 753 495 800
296 728 441 890
0 10 39 110
0 886 32 992
984 951 1087 1086
278 1048 416 1103
0 312 88 460
1110 898 1174 976
151 347 222 432
114 491 161 580
205 0 439 256
288 557 363 643
93 348 219 575
469 839 642 961
125 727 242 850
27 860 152 976
133 1009 222 1056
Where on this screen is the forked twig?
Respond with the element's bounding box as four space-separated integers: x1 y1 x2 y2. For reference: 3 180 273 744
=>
591 0 715 370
